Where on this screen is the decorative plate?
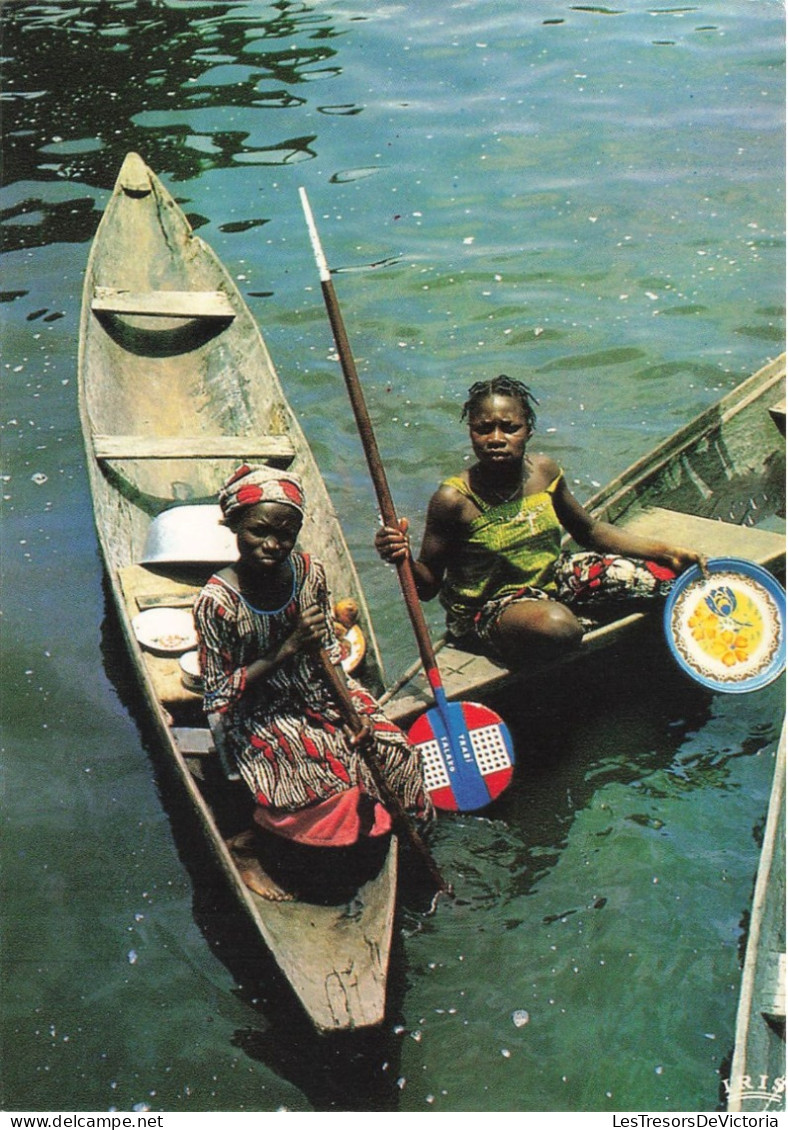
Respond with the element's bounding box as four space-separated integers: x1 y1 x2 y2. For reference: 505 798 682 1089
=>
132 607 198 655
664 557 785 693
336 624 366 674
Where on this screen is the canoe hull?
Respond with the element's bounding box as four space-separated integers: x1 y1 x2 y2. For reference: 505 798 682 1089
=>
79 153 396 1032
727 724 786 1112
585 356 786 530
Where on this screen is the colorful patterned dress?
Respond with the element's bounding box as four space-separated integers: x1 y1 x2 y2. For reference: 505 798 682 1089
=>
194 552 430 843
438 472 677 654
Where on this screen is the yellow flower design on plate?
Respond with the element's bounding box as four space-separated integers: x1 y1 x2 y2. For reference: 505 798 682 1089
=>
687 588 764 668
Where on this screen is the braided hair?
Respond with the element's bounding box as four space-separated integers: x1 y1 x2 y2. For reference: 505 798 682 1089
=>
460 375 539 430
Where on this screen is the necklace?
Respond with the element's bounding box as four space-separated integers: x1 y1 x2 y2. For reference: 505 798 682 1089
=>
472 467 522 504
489 482 521 503
235 557 296 614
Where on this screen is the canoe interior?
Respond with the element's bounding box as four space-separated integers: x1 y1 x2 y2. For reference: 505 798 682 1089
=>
78 150 384 692
585 354 787 529
385 355 786 725
78 153 396 1032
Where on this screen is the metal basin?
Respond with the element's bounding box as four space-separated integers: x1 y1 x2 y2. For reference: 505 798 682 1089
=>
140 504 237 565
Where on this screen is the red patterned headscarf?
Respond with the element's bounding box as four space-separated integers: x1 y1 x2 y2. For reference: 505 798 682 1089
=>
218 464 305 525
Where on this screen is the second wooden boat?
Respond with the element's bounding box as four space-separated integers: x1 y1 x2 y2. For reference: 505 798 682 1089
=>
78 152 398 1033
727 721 786 1112
383 354 786 724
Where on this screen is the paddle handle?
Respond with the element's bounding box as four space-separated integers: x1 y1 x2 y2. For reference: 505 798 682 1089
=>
300 188 444 693
315 648 450 894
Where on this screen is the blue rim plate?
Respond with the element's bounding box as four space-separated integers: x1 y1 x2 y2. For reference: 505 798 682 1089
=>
664 557 786 693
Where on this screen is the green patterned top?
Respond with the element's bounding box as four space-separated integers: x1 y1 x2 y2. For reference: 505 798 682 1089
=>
439 471 564 637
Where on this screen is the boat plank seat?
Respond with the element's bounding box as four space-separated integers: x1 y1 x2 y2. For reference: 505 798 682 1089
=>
385 509 786 726
172 724 241 781
92 287 235 320
93 434 296 465
619 507 786 571
172 727 214 755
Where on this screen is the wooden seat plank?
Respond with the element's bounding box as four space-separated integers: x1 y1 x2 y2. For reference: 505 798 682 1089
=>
94 434 296 464
620 507 785 569
92 287 235 319
172 727 215 755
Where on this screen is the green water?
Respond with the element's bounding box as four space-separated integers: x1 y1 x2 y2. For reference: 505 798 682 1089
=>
1 0 784 1114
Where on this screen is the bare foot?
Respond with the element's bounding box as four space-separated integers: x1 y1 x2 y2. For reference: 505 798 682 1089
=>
237 859 295 901
226 833 294 902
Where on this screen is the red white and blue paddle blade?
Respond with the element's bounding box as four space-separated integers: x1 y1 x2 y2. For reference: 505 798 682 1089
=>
408 699 515 812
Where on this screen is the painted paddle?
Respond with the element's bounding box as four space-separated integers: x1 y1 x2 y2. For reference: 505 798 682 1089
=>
300 188 515 812
315 647 451 894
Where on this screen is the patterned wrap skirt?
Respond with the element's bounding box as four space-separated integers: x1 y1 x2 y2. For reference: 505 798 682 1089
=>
454 550 677 660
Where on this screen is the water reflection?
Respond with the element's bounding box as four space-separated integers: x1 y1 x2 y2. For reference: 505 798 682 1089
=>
426 642 731 908
230 1027 401 1111
0 193 98 255
2 0 346 247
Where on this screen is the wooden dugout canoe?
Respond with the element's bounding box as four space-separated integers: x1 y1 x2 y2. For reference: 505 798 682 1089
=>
78 151 398 1033
727 720 786 1112
383 354 786 725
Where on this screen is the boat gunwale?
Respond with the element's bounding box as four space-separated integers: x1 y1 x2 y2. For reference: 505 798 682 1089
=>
584 354 786 520
727 721 786 1112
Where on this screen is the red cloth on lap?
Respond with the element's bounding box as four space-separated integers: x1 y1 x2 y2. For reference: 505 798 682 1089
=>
253 786 392 846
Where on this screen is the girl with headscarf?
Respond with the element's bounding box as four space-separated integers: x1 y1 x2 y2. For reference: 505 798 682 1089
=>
194 464 432 900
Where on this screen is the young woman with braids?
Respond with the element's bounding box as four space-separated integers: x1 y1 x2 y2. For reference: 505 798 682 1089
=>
374 375 705 666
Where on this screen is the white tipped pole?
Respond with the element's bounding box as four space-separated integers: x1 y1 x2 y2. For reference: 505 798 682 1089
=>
298 186 331 283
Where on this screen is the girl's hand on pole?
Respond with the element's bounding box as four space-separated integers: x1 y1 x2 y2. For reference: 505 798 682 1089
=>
345 714 375 749
375 516 411 563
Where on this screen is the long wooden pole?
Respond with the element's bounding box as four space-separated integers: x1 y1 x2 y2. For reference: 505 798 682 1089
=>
299 187 516 816
299 188 443 694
